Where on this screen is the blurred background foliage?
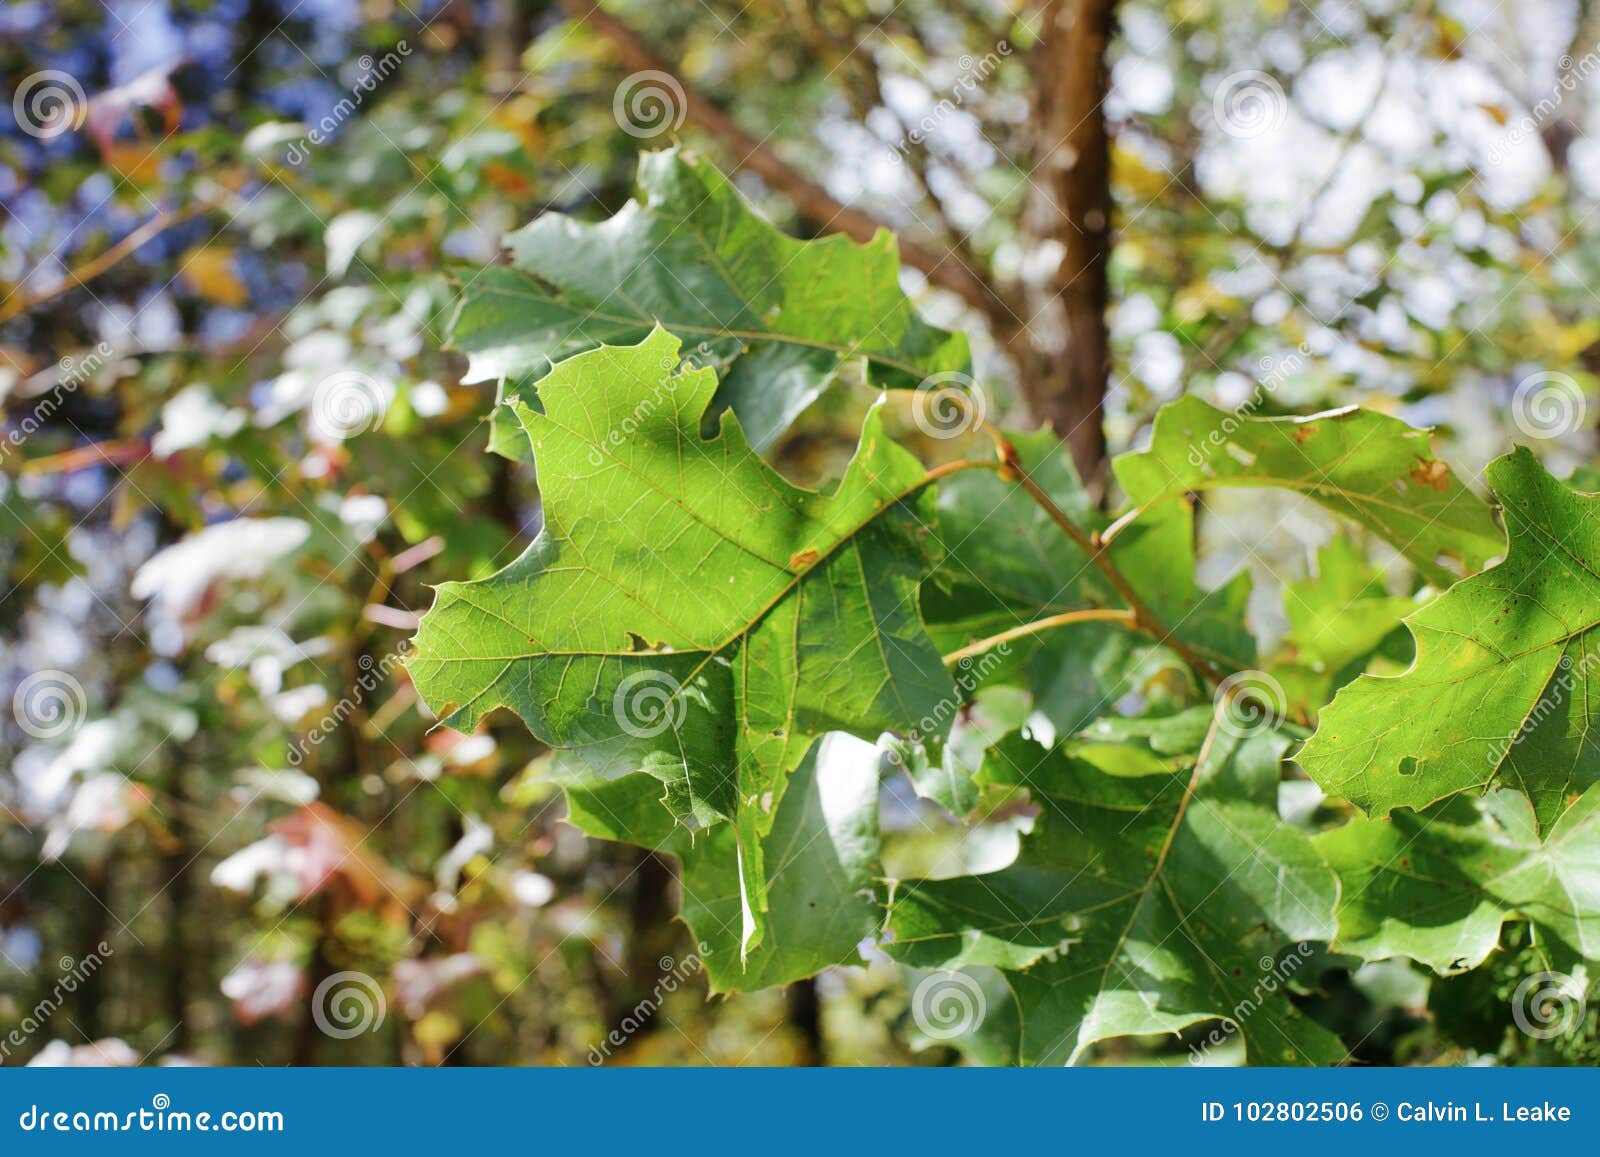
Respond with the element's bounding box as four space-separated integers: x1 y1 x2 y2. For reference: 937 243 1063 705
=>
2 0 1598 1065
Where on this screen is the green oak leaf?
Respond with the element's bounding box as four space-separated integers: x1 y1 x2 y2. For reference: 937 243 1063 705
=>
886 724 1343 1064
407 328 954 955
922 428 1253 736
1273 538 1416 713
1299 448 1600 833
921 429 1113 652
1281 539 1414 673
888 685 1031 818
566 733 885 992
448 148 969 457
1113 396 1502 585
1317 785 1600 975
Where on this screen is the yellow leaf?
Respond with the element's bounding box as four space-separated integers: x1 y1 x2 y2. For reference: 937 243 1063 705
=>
180 246 248 308
101 141 163 185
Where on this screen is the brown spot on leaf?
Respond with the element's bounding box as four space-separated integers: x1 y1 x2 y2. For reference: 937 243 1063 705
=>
1410 458 1450 492
789 548 819 571
1293 424 1317 442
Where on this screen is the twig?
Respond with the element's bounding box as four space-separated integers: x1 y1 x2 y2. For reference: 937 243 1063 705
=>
0 195 221 326
979 420 1228 686
555 0 1012 321
941 607 1136 666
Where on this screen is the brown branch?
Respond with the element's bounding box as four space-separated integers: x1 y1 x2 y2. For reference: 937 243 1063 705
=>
918 432 1227 687
1004 0 1121 487
556 0 1014 324
942 607 1137 666
982 423 1228 686
18 439 151 475
807 16 1025 329
0 195 220 326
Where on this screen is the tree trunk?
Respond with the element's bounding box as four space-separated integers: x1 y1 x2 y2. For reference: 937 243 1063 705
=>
611 848 676 1046
1016 0 1119 488
1540 0 1593 174
785 977 826 1066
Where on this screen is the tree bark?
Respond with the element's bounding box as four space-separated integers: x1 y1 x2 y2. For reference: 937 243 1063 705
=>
1015 0 1119 486
785 977 826 1066
612 848 676 1046
558 1 1122 480
1539 0 1593 174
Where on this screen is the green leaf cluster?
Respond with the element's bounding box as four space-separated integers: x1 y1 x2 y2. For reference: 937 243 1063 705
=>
412 151 1600 1063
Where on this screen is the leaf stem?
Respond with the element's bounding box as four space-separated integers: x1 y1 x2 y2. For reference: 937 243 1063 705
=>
941 608 1137 667
976 421 1228 687
921 457 1006 485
